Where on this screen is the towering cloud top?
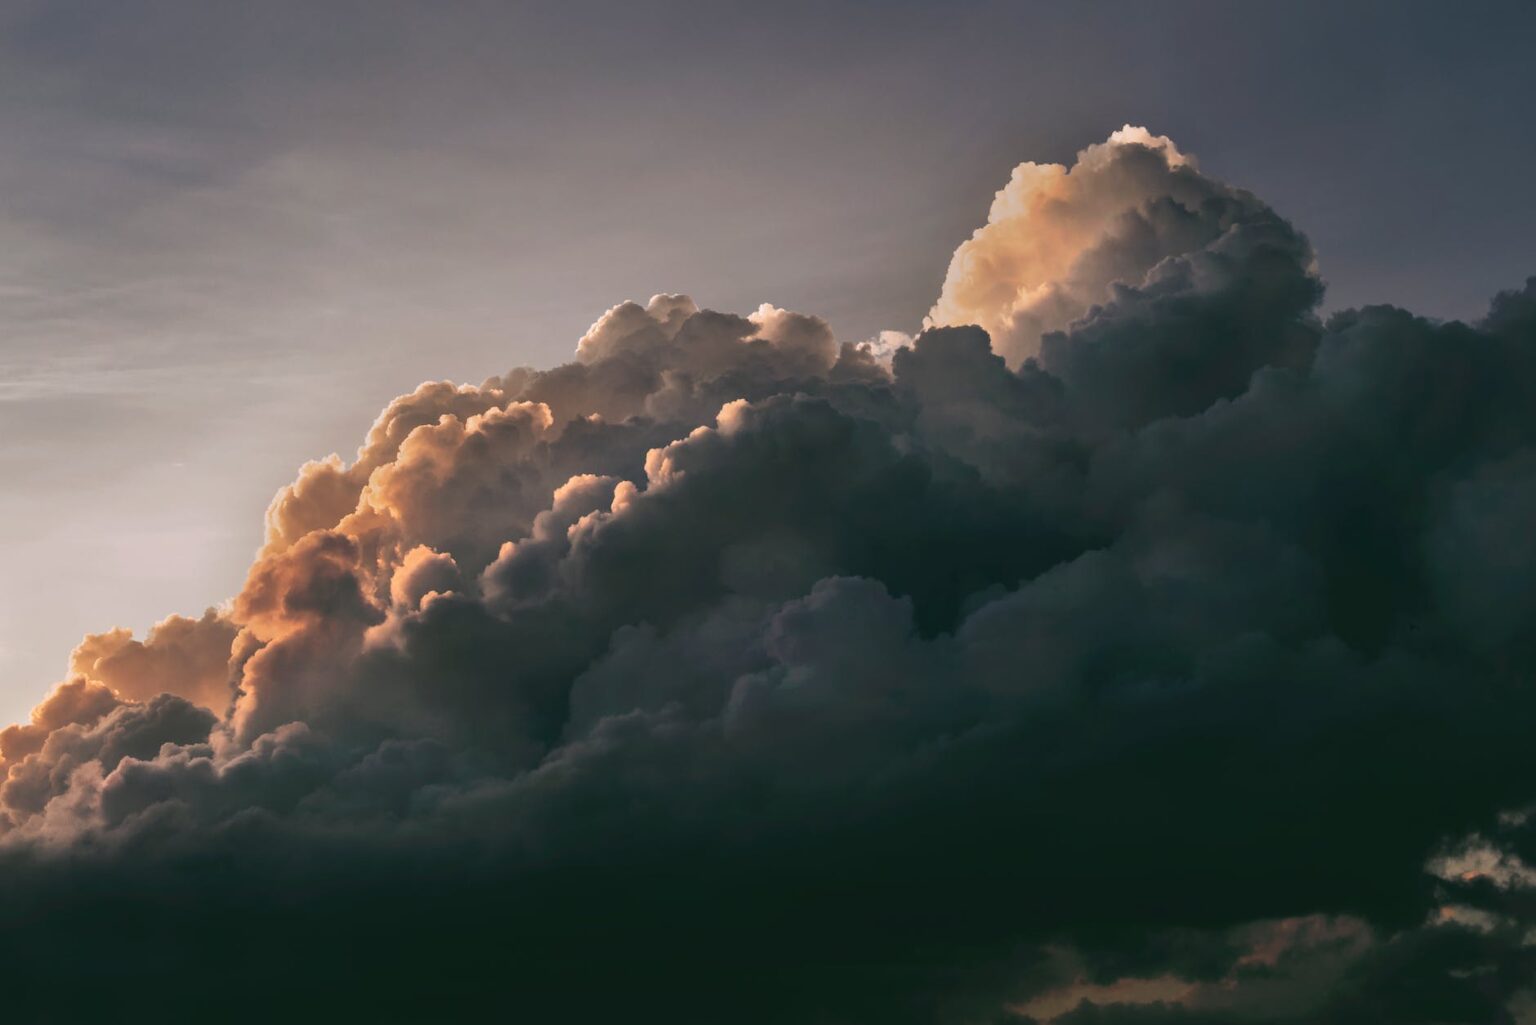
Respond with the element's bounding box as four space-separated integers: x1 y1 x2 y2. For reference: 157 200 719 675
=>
928 126 1315 372
2 129 1535 1023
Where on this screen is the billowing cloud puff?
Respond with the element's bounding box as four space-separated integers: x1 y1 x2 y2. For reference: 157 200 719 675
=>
2 129 1535 1022
927 125 1319 382
68 609 238 712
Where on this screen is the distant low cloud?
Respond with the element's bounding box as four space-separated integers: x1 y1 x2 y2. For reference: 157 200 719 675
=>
1 128 1534 1022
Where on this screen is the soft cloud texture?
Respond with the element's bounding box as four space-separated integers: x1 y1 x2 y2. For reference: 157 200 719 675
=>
927 126 1318 381
1 129 1534 1023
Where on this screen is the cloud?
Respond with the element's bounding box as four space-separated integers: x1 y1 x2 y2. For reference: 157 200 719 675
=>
1 128 1535 1022
67 609 239 713
926 126 1319 380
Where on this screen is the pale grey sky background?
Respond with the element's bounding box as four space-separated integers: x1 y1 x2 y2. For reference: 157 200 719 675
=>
2 0 1534 723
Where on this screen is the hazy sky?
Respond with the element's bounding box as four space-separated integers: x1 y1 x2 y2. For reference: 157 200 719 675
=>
3 0 1534 723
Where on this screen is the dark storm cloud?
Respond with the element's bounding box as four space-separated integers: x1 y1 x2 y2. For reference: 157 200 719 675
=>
7 0 1536 737
2 130 1536 1022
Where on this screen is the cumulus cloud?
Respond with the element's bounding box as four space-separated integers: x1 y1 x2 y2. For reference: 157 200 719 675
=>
2 128 1535 1022
68 608 238 712
927 125 1319 379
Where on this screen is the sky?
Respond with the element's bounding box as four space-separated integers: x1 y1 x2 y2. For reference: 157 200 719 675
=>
3 4 1536 1020
4 1 1535 722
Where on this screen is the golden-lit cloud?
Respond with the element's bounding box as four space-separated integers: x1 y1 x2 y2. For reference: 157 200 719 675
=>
0 128 1531 1022
926 125 1276 367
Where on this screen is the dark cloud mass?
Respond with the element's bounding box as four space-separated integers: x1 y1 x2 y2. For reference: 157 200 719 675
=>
4 130 1536 1022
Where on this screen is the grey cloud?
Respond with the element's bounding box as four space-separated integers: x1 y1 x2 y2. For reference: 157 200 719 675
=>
0 132 1534 1023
